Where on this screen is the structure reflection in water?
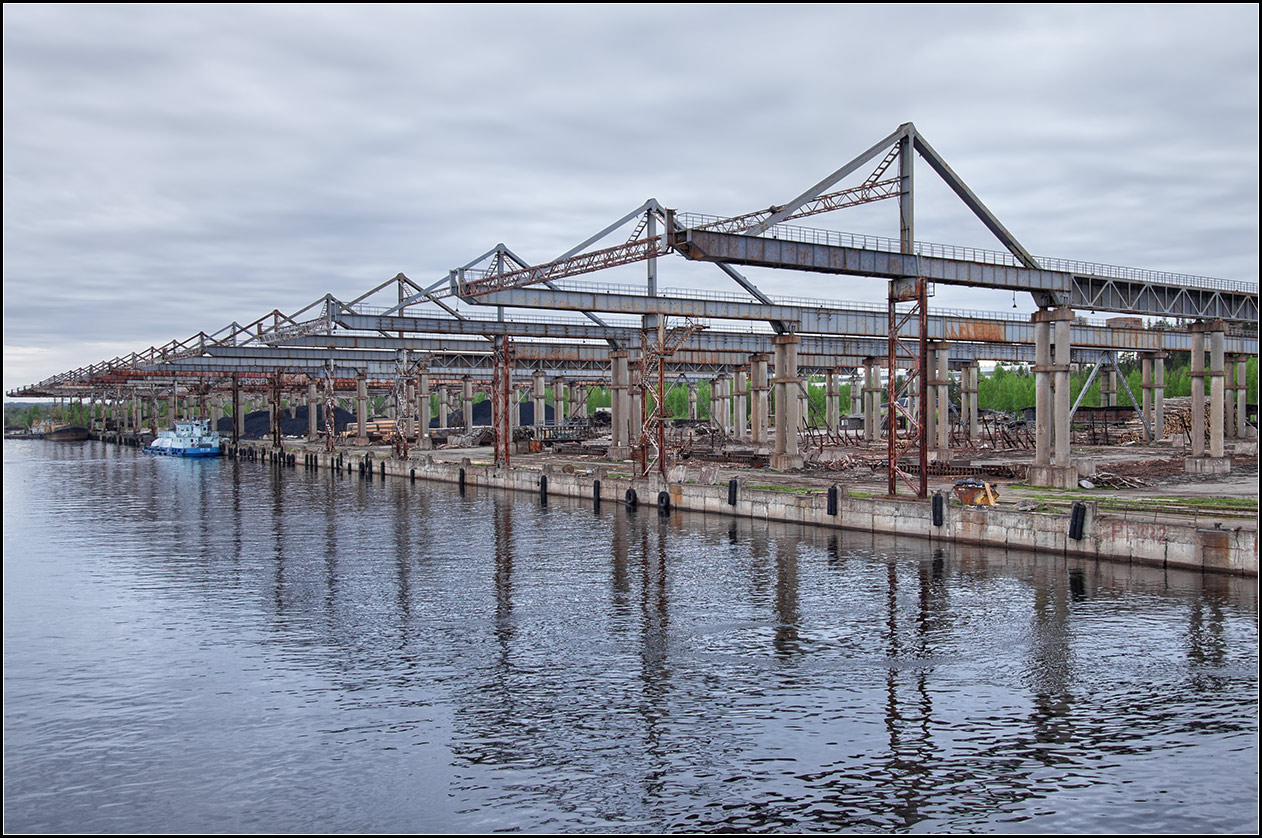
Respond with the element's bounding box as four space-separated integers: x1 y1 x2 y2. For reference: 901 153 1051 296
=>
1 440 1256 834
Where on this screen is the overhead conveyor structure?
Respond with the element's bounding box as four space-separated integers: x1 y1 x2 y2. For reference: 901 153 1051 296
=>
10 123 1258 494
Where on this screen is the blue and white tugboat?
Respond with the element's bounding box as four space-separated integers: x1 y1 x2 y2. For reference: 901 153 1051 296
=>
145 419 223 458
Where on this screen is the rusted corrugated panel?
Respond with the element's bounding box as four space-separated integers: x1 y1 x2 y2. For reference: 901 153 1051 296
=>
944 322 1007 342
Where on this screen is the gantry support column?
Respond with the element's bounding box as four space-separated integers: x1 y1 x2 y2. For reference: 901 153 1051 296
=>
1185 322 1231 473
1029 307 1078 489
927 342 950 460
1233 355 1251 438
418 373 431 447
462 378 474 431
554 377 567 425
307 382 319 441
771 334 804 470
849 371 862 417
405 380 416 440
438 387 449 431
863 357 880 443
733 367 748 439
960 361 980 444
1224 355 1238 440
750 353 769 450
532 371 547 428
687 383 698 420
825 370 839 434
355 375 369 445
1141 355 1155 441
609 351 631 459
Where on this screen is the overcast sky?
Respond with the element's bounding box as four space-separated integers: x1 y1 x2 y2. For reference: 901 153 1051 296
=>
4 3 1258 395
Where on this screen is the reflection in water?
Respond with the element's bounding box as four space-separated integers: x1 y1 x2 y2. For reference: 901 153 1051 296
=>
2 440 1258 834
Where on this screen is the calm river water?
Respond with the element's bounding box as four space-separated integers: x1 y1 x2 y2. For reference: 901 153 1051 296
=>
3 440 1258 833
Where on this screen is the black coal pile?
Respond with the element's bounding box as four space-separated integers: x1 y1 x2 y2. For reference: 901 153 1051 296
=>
432 401 554 428
218 405 355 439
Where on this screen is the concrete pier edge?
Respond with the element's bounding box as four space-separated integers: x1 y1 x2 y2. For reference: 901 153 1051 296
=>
217 439 1256 577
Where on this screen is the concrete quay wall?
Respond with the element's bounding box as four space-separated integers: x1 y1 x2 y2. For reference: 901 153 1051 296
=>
240 443 1257 576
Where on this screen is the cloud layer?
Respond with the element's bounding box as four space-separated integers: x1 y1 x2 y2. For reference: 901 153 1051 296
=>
4 4 1258 392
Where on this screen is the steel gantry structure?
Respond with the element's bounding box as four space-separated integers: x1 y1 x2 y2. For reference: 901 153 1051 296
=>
11 124 1258 495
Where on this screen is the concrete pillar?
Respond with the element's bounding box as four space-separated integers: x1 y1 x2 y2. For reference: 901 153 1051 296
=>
532 371 546 428
1224 358 1238 440
211 393 223 426
1236 357 1249 438
1210 328 1225 459
931 344 949 455
307 382 318 441
1053 313 1071 468
734 367 748 439
772 334 803 469
438 387 449 430
1101 369 1116 408
849 371 862 416
418 374 431 439
554 378 567 424
1033 317 1052 467
750 353 769 449
462 378 474 431
630 378 643 447
405 380 416 439
1190 330 1206 459
863 358 880 443
610 351 630 458
1154 354 1165 442
966 363 980 442
1030 308 1077 488
825 370 839 432
355 375 369 444
799 386 809 430
572 384 586 419
235 394 245 440
1141 356 1154 441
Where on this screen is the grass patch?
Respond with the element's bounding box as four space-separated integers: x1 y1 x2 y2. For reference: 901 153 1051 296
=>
747 484 818 495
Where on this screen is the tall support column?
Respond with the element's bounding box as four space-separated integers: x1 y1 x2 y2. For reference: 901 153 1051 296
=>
1033 318 1052 467
750 353 769 449
1030 308 1077 488
418 373 431 442
850 371 862 416
1190 329 1206 459
555 378 567 424
307 382 319 441
1235 356 1249 438
630 377 643 447
1154 353 1166 442
1223 357 1238 440
687 382 699 420
609 351 630 458
405 380 416 439
937 347 950 453
799 387 809 430
930 343 949 456
572 384 586 419
462 378 474 431
1053 312 1072 469
438 387 449 430
1101 369 1116 408
355 375 369 445
825 370 839 433
734 367 748 439
772 334 803 470
968 363 981 442
1141 356 1154 441
532 371 547 428
863 358 880 443
1209 328 1225 459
